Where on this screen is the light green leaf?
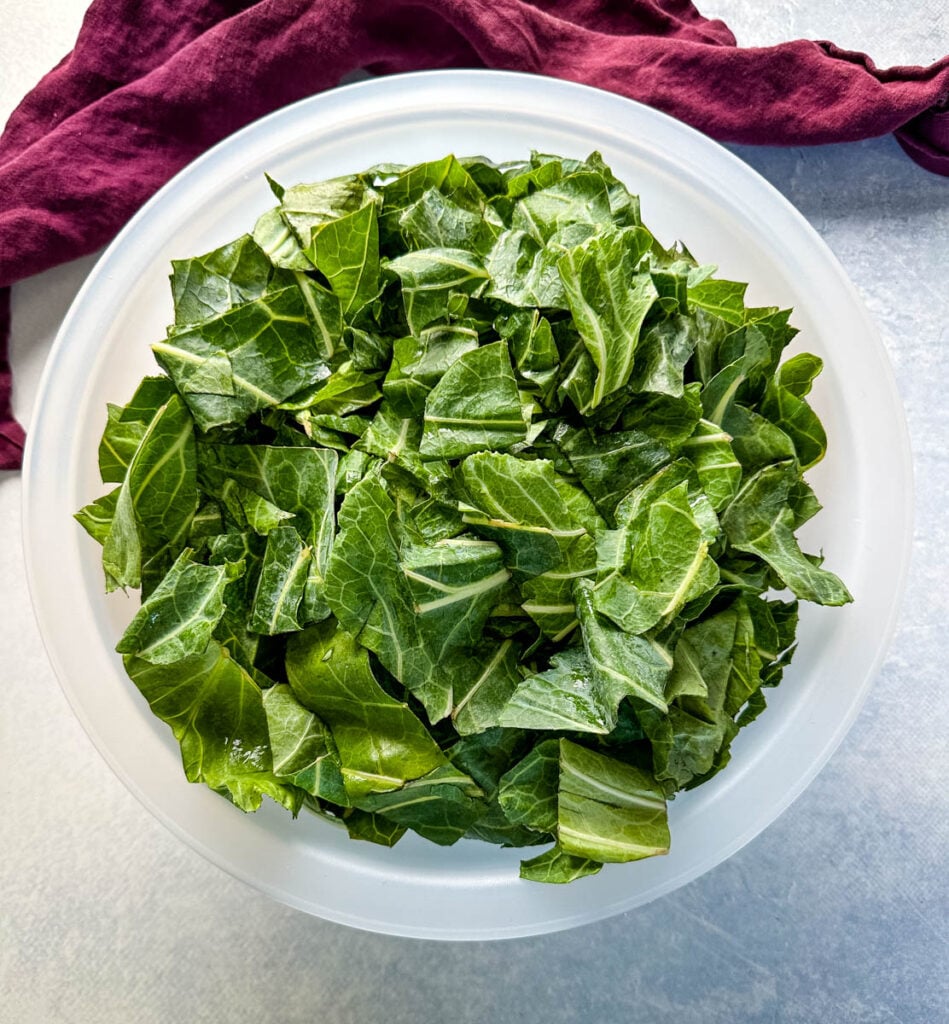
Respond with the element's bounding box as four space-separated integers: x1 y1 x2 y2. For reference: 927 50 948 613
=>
557 739 669 863
124 642 302 814
116 549 237 663
248 526 311 635
262 684 348 805
152 287 328 431
557 227 656 411
722 464 852 605
285 620 450 799
420 341 528 459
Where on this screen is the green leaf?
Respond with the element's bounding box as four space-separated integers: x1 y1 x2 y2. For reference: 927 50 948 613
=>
722 464 852 605
456 453 592 579
285 620 451 799
262 684 348 805
97 393 198 591
519 845 602 884
305 201 381 316
557 227 656 411
576 578 672 712
379 155 488 243
498 739 561 834
420 341 528 459
324 473 506 721
760 374 827 469
124 642 302 814
557 740 669 862
553 422 671 524
689 278 748 325
777 352 823 398
678 418 742 511
591 481 720 635
97 376 176 483
248 526 311 635
512 171 614 243
75 487 119 546
399 187 498 255
483 229 570 309
279 175 372 250
152 287 329 431
170 234 276 327
386 247 490 335
355 764 485 846
450 638 524 736
116 549 237 663
500 646 615 734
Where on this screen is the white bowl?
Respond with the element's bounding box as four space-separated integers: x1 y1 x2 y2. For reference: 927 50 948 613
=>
23 70 912 940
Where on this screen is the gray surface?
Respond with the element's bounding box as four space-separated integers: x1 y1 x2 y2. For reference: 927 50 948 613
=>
2 4 948 1023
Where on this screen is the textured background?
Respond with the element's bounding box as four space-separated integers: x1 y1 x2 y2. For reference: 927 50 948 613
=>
2 4 948 1022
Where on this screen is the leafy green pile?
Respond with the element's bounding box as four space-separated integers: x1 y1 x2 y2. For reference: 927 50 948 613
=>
77 152 851 884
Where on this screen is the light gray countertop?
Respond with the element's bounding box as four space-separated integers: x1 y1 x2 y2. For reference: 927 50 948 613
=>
2 4 947 1022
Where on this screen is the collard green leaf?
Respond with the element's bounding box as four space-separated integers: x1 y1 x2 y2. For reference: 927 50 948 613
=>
252 206 313 271
722 465 852 605
519 845 602 884
285 620 450 799
557 227 656 411
97 393 198 591
688 278 747 325
124 642 302 814
399 187 498 255
323 473 506 721
777 352 823 398
358 401 452 495
262 684 348 805
449 638 524 735
557 740 670 863
342 810 407 846
305 201 380 316
283 363 381 416
420 341 529 459
457 453 591 579
170 234 276 327
278 175 372 250
386 248 490 335
484 229 570 309
497 738 561 834
512 171 613 243
678 419 742 511
620 384 703 452
354 764 485 846
576 578 672 712
591 481 719 635
759 376 827 470
629 314 698 396
553 422 671 524
97 376 176 483
75 487 119 546
248 526 310 635
116 549 237 663
152 287 328 431
500 646 614 734
383 325 480 418
497 309 560 401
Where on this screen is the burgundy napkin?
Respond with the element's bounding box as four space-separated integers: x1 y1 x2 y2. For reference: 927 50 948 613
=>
2 0 948 470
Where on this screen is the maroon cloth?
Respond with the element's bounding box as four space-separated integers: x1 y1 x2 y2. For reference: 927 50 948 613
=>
2 0 948 470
